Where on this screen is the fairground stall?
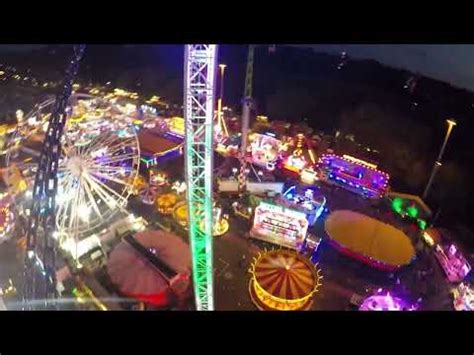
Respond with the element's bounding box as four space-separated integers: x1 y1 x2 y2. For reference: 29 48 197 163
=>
279 185 326 226
249 201 310 250
434 243 471 283
317 154 389 198
249 249 323 311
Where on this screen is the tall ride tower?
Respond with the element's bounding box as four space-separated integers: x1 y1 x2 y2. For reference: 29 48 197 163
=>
238 45 255 193
23 45 86 309
184 45 218 311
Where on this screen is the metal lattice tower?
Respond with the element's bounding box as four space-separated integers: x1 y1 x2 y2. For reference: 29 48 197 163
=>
184 44 218 311
23 45 86 309
238 45 255 193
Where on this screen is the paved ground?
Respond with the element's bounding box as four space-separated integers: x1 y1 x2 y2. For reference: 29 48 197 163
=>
209 184 456 311
0 162 457 311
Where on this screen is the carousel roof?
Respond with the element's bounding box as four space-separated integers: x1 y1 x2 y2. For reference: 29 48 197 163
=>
251 249 321 301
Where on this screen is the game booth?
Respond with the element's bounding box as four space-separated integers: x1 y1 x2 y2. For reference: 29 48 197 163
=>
249 201 310 250
279 185 326 226
434 243 471 283
317 154 389 198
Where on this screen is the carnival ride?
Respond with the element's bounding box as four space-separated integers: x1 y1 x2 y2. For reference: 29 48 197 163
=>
139 185 158 205
156 193 179 215
280 133 317 175
359 289 418 311
6 93 141 256
0 193 14 243
172 202 229 237
249 249 323 310
107 230 191 308
248 132 281 171
7 44 217 311
183 45 217 310
317 154 389 198
325 210 415 271
451 283 474 311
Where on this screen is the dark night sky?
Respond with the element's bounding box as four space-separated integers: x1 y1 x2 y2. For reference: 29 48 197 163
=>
2 44 474 92
303 45 474 92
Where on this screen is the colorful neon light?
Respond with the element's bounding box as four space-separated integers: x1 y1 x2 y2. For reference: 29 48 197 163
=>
283 155 307 173
281 185 326 225
184 44 216 310
452 283 474 311
434 243 471 283
359 291 418 311
317 154 389 198
300 168 318 184
342 154 378 169
249 249 323 311
250 201 309 250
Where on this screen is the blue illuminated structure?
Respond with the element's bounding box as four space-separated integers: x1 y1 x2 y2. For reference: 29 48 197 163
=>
280 185 326 226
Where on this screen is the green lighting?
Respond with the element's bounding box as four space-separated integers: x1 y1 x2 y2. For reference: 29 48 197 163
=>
141 157 153 164
407 205 419 218
391 197 404 214
417 219 427 230
184 44 217 311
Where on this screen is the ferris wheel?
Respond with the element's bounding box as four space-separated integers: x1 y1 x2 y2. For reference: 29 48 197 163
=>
6 93 141 243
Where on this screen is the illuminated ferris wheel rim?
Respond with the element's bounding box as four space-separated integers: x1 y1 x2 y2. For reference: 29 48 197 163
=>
7 92 141 239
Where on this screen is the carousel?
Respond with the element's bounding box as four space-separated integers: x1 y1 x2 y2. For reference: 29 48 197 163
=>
156 193 179 215
139 185 158 205
172 202 229 236
248 249 323 311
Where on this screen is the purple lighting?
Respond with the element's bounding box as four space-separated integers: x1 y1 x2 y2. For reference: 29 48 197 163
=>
359 290 418 311
317 154 389 198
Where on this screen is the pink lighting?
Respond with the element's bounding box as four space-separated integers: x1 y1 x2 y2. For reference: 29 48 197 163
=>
435 243 471 283
317 154 390 198
359 290 418 311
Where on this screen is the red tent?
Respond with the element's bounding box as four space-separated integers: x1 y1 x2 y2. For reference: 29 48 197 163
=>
107 230 191 308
